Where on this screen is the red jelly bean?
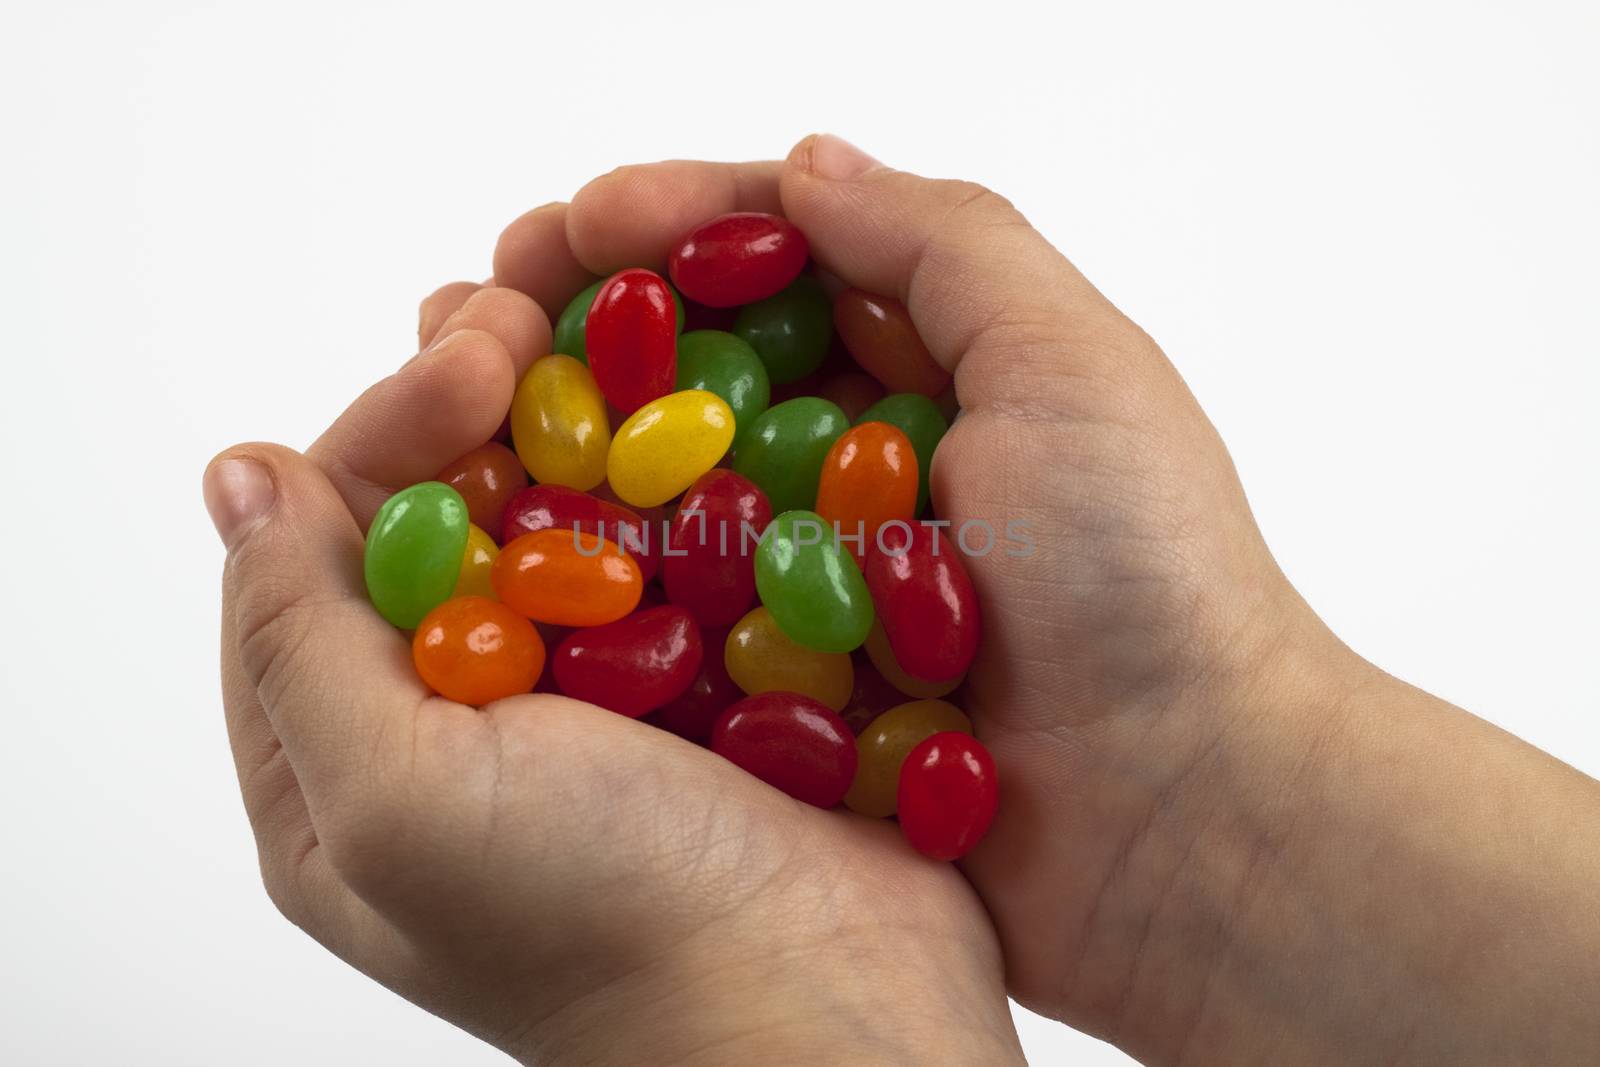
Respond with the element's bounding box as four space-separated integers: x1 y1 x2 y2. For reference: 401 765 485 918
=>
897 732 998 860
668 213 809 308
816 371 886 424
712 692 857 808
434 441 528 540
839 652 905 735
864 523 981 684
552 606 703 718
585 268 677 413
500 484 660 581
834 289 951 397
655 625 742 742
661 469 772 627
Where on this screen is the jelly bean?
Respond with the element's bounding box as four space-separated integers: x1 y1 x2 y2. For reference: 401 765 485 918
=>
681 298 739 333
585 268 678 413
606 389 735 508
731 397 849 515
814 422 918 566
712 692 857 808
434 441 528 539
555 279 685 362
725 606 853 712
453 523 499 599
733 275 832 385
816 371 886 424
552 606 703 718
839 652 906 735
675 330 770 447
768 370 822 406
844 700 973 818
863 620 961 699
833 289 951 397
500 484 660 581
654 625 742 742
754 510 873 653
364 482 470 629
864 523 980 684
491 528 642 626
897 732 999 861
510 355 611 491
412 596 546 706
668 212 809 308
856 393 948 515
662 469 772 627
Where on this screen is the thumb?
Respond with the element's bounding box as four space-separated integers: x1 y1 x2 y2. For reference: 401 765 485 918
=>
779 134 1166 416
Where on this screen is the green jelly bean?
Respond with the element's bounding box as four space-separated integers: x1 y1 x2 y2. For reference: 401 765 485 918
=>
554 278 686 363
676 330 771 447
733 397 848 515
756 509 874 653
364 482 470 629
856 393 949 515
733 275 831 385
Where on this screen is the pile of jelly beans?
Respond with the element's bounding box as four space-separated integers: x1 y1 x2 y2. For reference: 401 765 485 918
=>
364 212 997 862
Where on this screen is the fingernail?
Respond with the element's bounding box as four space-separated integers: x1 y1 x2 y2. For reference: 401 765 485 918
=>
204 457 275 548
796 134 882 181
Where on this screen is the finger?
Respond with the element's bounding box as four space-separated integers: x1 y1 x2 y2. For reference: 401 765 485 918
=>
779 134 1165 416
308 328 516 529
208 443 428 852
493 201 597 317
424 286 551 378
566 160 783 274
418 281 481 349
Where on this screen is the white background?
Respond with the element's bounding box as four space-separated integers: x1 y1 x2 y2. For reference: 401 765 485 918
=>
3 1 1597 1063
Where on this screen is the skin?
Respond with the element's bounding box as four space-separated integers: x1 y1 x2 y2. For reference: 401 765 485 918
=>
205 136 1600 1065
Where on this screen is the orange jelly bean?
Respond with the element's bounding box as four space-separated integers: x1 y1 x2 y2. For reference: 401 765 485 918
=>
412 596 546 706
844 699 972 817
814 422 918 565
491 528 642 626
833 289 951 397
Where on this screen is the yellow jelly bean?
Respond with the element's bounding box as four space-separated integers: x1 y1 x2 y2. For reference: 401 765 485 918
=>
606 389 735 508
863 620 962 699
511 354 611 490
844 699 973 817
725 606 853 712
453 523 498 599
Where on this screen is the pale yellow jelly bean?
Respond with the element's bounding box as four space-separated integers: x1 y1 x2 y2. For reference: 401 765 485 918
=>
864 620 961 699
452 523 498 599
725 606 853 712
606 389 735 508
845 699 972 817
511 354 611 490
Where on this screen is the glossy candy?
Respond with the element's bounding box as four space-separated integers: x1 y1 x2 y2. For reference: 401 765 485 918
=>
855 393 948 515
585 269 678 413
655 625 742 742
364 482 470 629
845 700 973 818
555 279 684 362
434 442 528 538
863 620 961 699
500 484 660 581
712 692 857 808
668 212 809 308
734 275 832 385
662 469 772 626
675 330 770 446
732 397 848 515
725 607 853 712
510 355 611 491
897 732 999 860
453 523 499 599
865 523 980 684
412 596 545 706
755 510 873 653
833 289 951 397
839 653 905 735
814 422 918 565
552 606 702 718
606 389 735 508
491 528 642 626
816 371 885 423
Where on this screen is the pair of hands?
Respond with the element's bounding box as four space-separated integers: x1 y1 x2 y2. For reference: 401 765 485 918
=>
206 135 1600 1064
